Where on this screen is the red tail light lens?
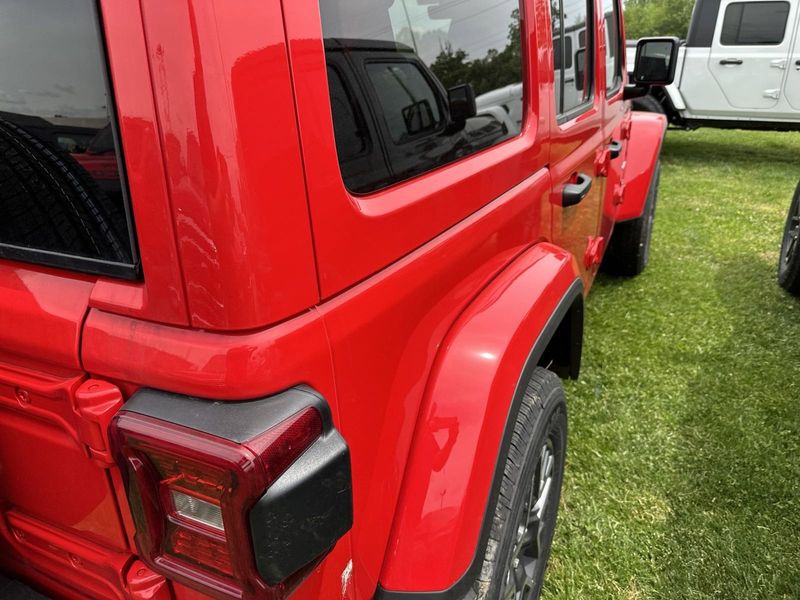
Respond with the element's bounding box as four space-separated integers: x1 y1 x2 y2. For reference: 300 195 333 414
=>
111 407 322 599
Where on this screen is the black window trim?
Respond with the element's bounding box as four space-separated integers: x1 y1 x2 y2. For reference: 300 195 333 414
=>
718 0 791 46
321 1 528 197
0 0 141 281
554 0 596 125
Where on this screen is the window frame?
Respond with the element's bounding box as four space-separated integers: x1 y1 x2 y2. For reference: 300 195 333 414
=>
553 0 596 124
719 0 791 46
0 1 140 280
604 0 624 97
319 0 528 197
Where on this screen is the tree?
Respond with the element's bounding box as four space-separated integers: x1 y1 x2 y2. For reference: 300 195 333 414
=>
430 8 522 96
624 0 695 39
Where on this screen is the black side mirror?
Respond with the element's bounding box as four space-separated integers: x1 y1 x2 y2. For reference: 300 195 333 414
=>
633 37 679 85
447 84 476 129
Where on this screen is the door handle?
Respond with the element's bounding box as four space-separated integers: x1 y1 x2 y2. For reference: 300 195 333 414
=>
719 58 743 65
563 173 593 207
796 59 800 71
608 139 623 159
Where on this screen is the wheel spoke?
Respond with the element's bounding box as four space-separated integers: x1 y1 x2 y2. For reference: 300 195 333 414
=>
501 436 559 599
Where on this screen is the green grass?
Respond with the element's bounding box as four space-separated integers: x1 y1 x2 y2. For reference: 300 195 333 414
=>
543 128 800 600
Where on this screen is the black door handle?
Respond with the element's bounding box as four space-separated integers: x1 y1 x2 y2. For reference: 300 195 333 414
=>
720 58 743 65
608 139 622 160
563 173 593 207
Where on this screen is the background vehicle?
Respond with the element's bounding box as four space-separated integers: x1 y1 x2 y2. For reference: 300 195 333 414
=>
626 0 800 130
0 0 670 599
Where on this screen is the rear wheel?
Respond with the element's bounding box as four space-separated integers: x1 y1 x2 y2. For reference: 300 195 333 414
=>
630 94 664 114
778 181 800 296
474 368 567 600
602 161 661 277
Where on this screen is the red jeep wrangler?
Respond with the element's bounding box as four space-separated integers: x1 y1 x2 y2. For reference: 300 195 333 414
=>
0 1 672 599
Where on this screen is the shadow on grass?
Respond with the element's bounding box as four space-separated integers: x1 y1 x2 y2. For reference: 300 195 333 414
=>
656 254 800 598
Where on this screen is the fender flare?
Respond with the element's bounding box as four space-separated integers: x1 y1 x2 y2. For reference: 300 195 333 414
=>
616 111 667 223
664 83 686 112
377 243 583 597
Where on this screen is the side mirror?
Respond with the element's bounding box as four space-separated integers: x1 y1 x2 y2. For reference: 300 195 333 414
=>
633 37 679 85
447 83 477 128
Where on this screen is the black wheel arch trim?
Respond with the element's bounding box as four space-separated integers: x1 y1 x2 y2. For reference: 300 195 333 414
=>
375 278 583 600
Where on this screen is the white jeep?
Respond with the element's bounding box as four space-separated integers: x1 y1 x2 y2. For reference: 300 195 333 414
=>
627 0 800 130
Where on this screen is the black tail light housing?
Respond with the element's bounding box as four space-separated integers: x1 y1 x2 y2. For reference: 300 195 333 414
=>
110 386 352 600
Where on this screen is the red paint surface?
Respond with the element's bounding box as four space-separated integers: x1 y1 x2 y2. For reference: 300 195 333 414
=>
616 112 668 222
0 0 666 597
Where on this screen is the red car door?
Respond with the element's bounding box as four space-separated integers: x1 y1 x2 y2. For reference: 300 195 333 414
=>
549 0 608 285
283 0 551 298
283 0 555 595
600 0 629 239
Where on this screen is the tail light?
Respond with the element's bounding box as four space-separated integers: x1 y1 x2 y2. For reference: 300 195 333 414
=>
110 387 352 600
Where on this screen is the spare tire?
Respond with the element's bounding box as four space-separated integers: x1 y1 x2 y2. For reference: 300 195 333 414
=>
0 117 131 263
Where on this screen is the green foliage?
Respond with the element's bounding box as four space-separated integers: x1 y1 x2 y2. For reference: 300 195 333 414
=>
542 129 800 599
624 0 695 39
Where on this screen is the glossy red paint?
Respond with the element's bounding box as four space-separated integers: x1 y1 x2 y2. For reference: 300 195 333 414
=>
616 112 668 222
81 307 335 403
380 244 580 590
91 0 190 327
282 0 550 298
0 265 131 597
0 0 669 597
601 0 630 238
315 170 553 598
0 264 93 372
135 0 318 331
549 60 606 289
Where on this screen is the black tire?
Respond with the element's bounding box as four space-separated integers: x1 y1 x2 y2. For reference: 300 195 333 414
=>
474 368 567 600
601 160 661 277
631 94 664 114
778 181 800 295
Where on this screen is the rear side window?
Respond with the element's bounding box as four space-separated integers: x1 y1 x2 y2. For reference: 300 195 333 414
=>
319 0 523 194
720 1 791 45
552 0 594 118
0 0 137 278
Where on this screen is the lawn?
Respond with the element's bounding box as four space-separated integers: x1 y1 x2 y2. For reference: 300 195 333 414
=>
543 128 800 599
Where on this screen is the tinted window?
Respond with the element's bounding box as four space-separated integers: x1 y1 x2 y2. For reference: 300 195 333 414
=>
327 66 368 162
554 35 574 71
319 0 523 194
552 0 594 116
0 0 136 278
603 0 623 93
366 62 443 143
721 1 790 45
